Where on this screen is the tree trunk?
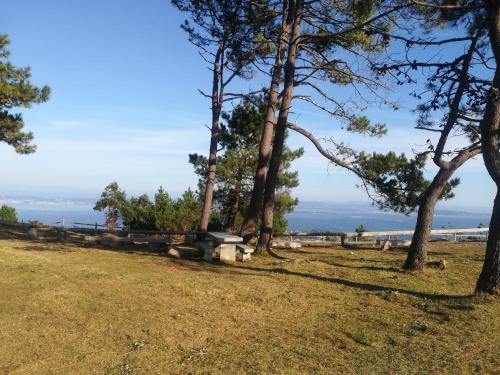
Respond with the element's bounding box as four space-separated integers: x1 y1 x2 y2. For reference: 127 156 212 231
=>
199 45 224 233
256 0 303 253
106 207 117 232
476 188 500 293
403 168 453 271
404 31 480 271
403 148 479 271
240 0 293 243
224 186 241 232
475 0 500 294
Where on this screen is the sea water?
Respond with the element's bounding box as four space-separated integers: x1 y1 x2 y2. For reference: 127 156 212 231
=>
286 201 490 232
2 199 490 232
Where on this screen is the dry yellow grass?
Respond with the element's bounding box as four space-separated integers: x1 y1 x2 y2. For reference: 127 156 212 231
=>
0 229 498 374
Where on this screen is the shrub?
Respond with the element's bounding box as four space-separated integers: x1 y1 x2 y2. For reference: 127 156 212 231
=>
0 205 18 222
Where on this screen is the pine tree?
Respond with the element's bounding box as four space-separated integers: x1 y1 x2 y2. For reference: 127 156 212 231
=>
253 0 404 251
0 34 49 153
189 96 303 234
365 3 488 271
172 0 273 232
240 0 294 243
175 189 202 232
94 182 127 231
153 187 176 231
121 194 156 230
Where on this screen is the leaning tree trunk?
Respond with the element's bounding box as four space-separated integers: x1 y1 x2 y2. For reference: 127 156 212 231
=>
403 148 479 271
404 31 480 271
256 0 303 253
199 45 224 232
476 188 500 293
476 0 500 294
241 0 293 244
403 169 453 271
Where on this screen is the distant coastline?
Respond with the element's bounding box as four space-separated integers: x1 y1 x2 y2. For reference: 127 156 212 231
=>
0 197 490 232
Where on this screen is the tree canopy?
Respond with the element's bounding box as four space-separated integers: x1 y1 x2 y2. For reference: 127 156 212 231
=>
190 96 303 234
0 34 50 154
0 205 17 222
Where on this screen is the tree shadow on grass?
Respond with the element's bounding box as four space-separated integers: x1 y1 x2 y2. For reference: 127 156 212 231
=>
170 258 473 301
314 259 405 273
276 248 311 255
13 238 169 258
428 250 484 258
273 246 409 260
169 258 276 279
340 243 380 251
277 248 341 256
19 245 75 252
93 245 172 258
240 264 473 301
325 255 404 265
342 243 412 255
267 248 289 260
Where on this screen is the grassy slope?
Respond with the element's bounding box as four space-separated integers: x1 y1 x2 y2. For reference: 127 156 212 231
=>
0 234 498 374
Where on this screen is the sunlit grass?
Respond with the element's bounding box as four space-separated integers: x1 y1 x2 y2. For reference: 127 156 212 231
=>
0 230 498 374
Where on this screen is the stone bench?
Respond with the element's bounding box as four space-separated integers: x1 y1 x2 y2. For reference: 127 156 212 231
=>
236 243 254 262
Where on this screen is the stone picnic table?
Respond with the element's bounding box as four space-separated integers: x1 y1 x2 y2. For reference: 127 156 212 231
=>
202 232 254 263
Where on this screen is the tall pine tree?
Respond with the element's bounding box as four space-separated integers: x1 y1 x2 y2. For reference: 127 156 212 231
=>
189 96 303 234
252 0 405 251
172 0 273 233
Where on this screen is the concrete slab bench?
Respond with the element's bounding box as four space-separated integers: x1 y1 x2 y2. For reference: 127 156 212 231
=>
236 243 254 253
236 243 254 262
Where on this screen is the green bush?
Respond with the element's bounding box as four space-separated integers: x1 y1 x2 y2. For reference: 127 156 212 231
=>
0 205 18 222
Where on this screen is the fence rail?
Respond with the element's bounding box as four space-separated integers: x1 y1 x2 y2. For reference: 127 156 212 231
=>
283 228 489 244
0 220 489 243
284 228 488 237
347 227 489 238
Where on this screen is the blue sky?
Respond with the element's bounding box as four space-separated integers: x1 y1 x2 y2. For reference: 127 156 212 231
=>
0 0 495 212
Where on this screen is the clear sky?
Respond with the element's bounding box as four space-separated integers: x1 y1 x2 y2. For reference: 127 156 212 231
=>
0 0 495 212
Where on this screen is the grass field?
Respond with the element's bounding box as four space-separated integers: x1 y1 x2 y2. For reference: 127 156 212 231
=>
0 229 498 374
